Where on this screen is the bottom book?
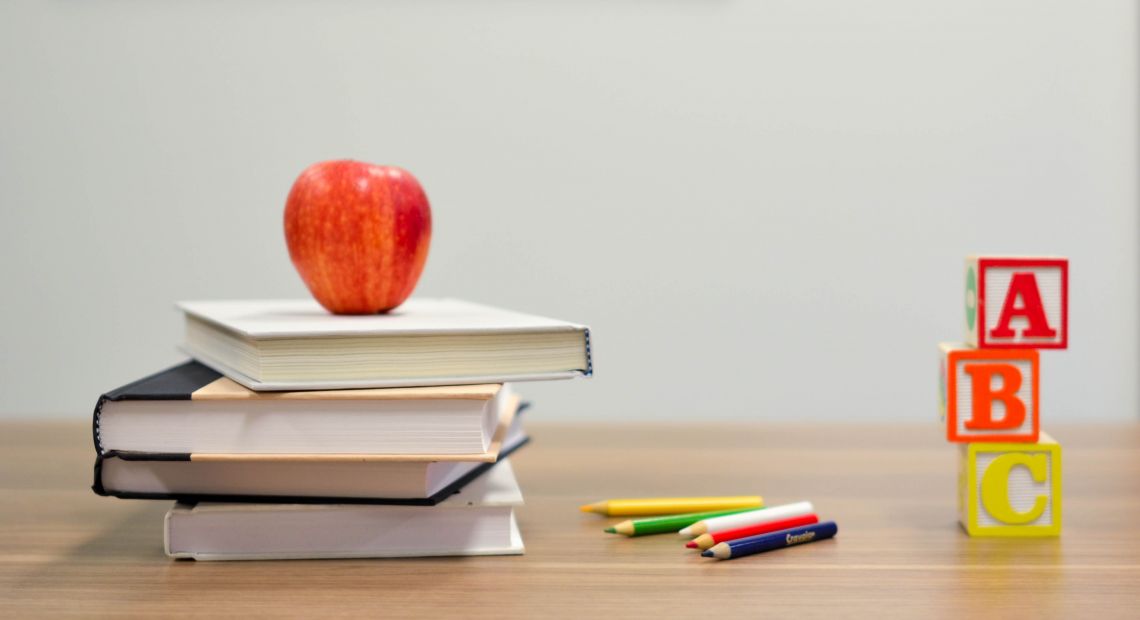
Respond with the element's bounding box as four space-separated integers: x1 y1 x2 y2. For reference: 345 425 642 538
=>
165 460 525 561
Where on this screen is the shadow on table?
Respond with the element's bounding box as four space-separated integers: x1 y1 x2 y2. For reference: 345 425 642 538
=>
5 503 167 610
61 503 170 561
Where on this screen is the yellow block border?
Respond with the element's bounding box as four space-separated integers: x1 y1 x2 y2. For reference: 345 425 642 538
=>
960 433 1061 537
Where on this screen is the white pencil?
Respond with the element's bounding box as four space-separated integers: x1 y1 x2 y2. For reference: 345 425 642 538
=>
678 501 815 538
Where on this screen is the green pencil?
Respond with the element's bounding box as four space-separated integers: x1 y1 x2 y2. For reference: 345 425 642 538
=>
603 507 763 537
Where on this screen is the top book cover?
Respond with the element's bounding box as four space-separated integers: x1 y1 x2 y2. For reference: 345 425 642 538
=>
964 256 1068 350
178 298 593 391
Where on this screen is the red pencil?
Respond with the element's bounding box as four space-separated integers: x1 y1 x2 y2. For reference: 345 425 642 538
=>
686 513 820 550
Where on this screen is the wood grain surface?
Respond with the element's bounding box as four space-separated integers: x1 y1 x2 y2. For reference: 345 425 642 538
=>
2 421 1138 618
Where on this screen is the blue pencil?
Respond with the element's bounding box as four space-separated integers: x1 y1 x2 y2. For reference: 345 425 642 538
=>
701 521 838 560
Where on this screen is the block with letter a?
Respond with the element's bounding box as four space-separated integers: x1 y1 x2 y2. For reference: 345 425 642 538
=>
958 433 1061 537
964 256 1068 349
939 343 1038 443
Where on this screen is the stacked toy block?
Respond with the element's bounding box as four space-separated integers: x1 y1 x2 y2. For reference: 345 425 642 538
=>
939 256 1067 537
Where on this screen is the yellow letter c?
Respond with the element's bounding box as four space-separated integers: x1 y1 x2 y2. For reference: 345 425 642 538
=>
981 453 1048 525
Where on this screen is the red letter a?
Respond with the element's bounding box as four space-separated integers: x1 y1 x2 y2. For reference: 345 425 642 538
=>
989 272 1056 339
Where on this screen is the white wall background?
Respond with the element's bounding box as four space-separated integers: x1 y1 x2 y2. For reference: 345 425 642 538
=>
1 1 1136 421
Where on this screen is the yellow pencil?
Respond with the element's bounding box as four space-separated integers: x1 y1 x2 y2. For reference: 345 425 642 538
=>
579 496 763 517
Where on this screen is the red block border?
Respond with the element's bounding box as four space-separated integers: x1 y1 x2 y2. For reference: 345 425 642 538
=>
976 257 1068 349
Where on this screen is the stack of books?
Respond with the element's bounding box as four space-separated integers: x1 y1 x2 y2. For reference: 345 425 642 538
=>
91 298 591 560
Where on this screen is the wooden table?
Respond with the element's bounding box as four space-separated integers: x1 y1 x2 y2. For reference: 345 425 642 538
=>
2 421 1138 618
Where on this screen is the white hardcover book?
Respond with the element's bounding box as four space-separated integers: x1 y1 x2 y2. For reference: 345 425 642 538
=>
164 461 526 561
179 298 592 391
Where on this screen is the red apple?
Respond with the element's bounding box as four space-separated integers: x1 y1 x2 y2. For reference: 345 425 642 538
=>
284 160 432 314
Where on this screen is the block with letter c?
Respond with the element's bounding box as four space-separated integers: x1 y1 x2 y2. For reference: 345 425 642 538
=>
958 433 1061 537
940 343 1039 443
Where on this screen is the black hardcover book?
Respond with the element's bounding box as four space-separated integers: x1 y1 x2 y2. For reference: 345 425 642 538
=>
91 361 529 505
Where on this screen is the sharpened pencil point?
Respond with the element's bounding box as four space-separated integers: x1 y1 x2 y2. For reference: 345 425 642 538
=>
685 541 697 549
678 527 692 537
701 550 714 558
604 527 616 534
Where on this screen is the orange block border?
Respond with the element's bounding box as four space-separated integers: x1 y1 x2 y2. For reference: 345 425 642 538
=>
945 348 1039 443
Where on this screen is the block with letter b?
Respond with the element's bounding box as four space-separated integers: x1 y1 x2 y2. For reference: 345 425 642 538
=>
958 433 1061 537
964 256 1068 349
940 343 1038 443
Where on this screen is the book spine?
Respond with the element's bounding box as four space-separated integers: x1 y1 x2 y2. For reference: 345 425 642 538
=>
91 449 106 496
584 328 594 376
91 394 107 454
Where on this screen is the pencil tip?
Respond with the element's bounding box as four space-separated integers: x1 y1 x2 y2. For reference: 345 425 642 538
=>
685 541 697 549
604 527 616 534
579 504 593 513
701 550 714 558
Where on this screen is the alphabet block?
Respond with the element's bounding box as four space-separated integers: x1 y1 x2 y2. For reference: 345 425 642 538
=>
958 432 1061 537
964 256 1068 349
940 343 1038 443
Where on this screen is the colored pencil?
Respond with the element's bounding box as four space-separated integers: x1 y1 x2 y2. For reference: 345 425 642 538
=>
604 508 761 536
579 496 763 517
678 501 813 537
686 513 819 550
701 521 838 560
